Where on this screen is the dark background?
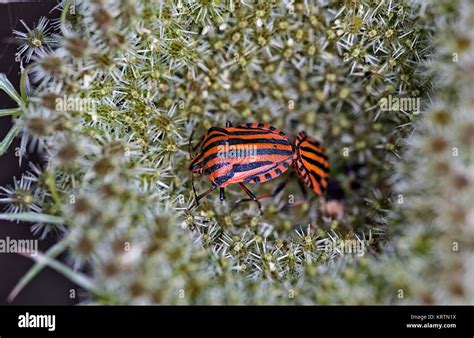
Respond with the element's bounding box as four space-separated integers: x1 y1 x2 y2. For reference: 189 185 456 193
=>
0 0 77 305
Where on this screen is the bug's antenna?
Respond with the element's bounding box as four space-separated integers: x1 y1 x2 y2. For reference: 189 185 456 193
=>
188 123 198 208
188 126 196 160
191 173 198 206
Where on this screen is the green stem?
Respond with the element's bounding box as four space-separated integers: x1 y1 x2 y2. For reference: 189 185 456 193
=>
19 65 31 105
0 108 20 117
0 123 21 156
0 73 22 105
61 0 74 36
8 237 69 302
27 248 98 294
45 170 62 213
0 212 64 224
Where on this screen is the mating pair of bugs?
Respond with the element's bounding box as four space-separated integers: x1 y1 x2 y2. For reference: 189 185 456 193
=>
188 122 329 213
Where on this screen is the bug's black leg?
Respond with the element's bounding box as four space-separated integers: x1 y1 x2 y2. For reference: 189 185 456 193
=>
235 179 287 204
191 174 198 202
191 184 218 209
189 134 205 157
237 183 263 215
280 178 311 211
271 171 296 196
192 134 205 153
188 125 206 159
226 121 233 127
220 187 226 201
235 172 294 205
297 178 309 200
188 128 195 160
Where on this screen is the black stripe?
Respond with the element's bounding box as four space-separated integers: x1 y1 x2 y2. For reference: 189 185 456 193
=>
200 138 292 161
243 175 261 184
233 161 273 173
242 163 289 183
190 154 202 169
201 131 229 146
245 162 290 182
202 131 273 151
203 162 230 175
309 169 323 186
297 167 313 188
208 126 270 136
300 146 328 160
275 168 282 175
208 127 228 134
227 130 271 136
237 124 284 135
301 154 329 173
213 172 235 186
301 170 314 189
201 148 293 168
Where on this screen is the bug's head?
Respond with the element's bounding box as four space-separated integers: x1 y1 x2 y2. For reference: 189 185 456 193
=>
294 131 330 196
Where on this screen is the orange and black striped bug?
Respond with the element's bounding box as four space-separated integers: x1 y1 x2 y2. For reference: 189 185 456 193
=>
188 122 330 213
188 121 295 213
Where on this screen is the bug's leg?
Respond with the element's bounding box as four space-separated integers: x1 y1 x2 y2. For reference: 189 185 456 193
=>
226 121 233 127
297 178 309 200
188 128 196 160
192 135 205 153
188 126 205 159
235 177 288 204
220 187 226 201
190 135 205 157
235 172 295 205
191 173 198 202
280 178 311 211
237 183 263 215
191 184 218 209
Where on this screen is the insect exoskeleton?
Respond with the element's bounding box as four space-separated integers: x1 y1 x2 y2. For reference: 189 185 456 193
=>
189 122 295 213
293 131 330 196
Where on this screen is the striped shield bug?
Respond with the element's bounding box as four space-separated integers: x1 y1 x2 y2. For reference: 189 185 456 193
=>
188 121 295 213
